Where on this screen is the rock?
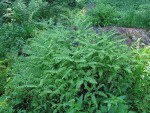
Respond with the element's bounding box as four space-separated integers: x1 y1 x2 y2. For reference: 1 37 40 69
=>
93 26 150 46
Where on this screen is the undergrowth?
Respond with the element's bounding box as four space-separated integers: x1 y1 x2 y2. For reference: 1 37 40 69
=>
87 0 150 29
0 17 149 112
0 0 150 113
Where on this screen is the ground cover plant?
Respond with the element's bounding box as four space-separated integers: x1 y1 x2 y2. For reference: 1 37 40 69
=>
0 0 150 113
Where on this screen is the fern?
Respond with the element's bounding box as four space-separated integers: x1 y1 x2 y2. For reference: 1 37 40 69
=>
1 17 135 112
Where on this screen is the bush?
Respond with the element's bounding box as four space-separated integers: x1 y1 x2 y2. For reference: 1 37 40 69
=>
0 0 79 53
87 0 118 26
11 0 78 24
1 18 135 112
0 59 11 96
0 0 82 55
0 0 11 24
117 4 150 29
86 0 150 29
0 1 150 113
0 22 35 54
128 46 150 112
11 0 48 23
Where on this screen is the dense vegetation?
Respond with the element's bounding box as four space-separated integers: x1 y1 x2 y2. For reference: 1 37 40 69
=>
0 0 150 113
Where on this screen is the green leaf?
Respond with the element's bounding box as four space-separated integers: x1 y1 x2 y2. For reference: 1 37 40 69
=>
98 70 103 77
76 79 84 90
96 91 107 98
77 95 83 105
108 103 111 111
85 77 97 84
84 92 92 100
124 67 132 73
91 94 98 108
96 110 101 113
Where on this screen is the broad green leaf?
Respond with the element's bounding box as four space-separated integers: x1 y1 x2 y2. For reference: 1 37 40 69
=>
85 77 97 84
76 79 84 90
96 91 107 98
91 94 98 108
98 70 103 77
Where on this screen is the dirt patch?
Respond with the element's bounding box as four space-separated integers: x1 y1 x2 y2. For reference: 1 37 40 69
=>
93 26 150 46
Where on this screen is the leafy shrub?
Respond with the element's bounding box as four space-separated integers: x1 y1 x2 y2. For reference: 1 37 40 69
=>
1 18 135 112
12 0 78 24
0 22 36 54
12 0 48 23
0 0 79 100
0 0 48 56
0 0 68 55
0 1 150 113
117 4 150 29
86 0 118 26
128 46 150 112
0 0 82 55
0 48 13 97
0 0 12 24
86 0 150 29
0 60 8 96
106 0 150 29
